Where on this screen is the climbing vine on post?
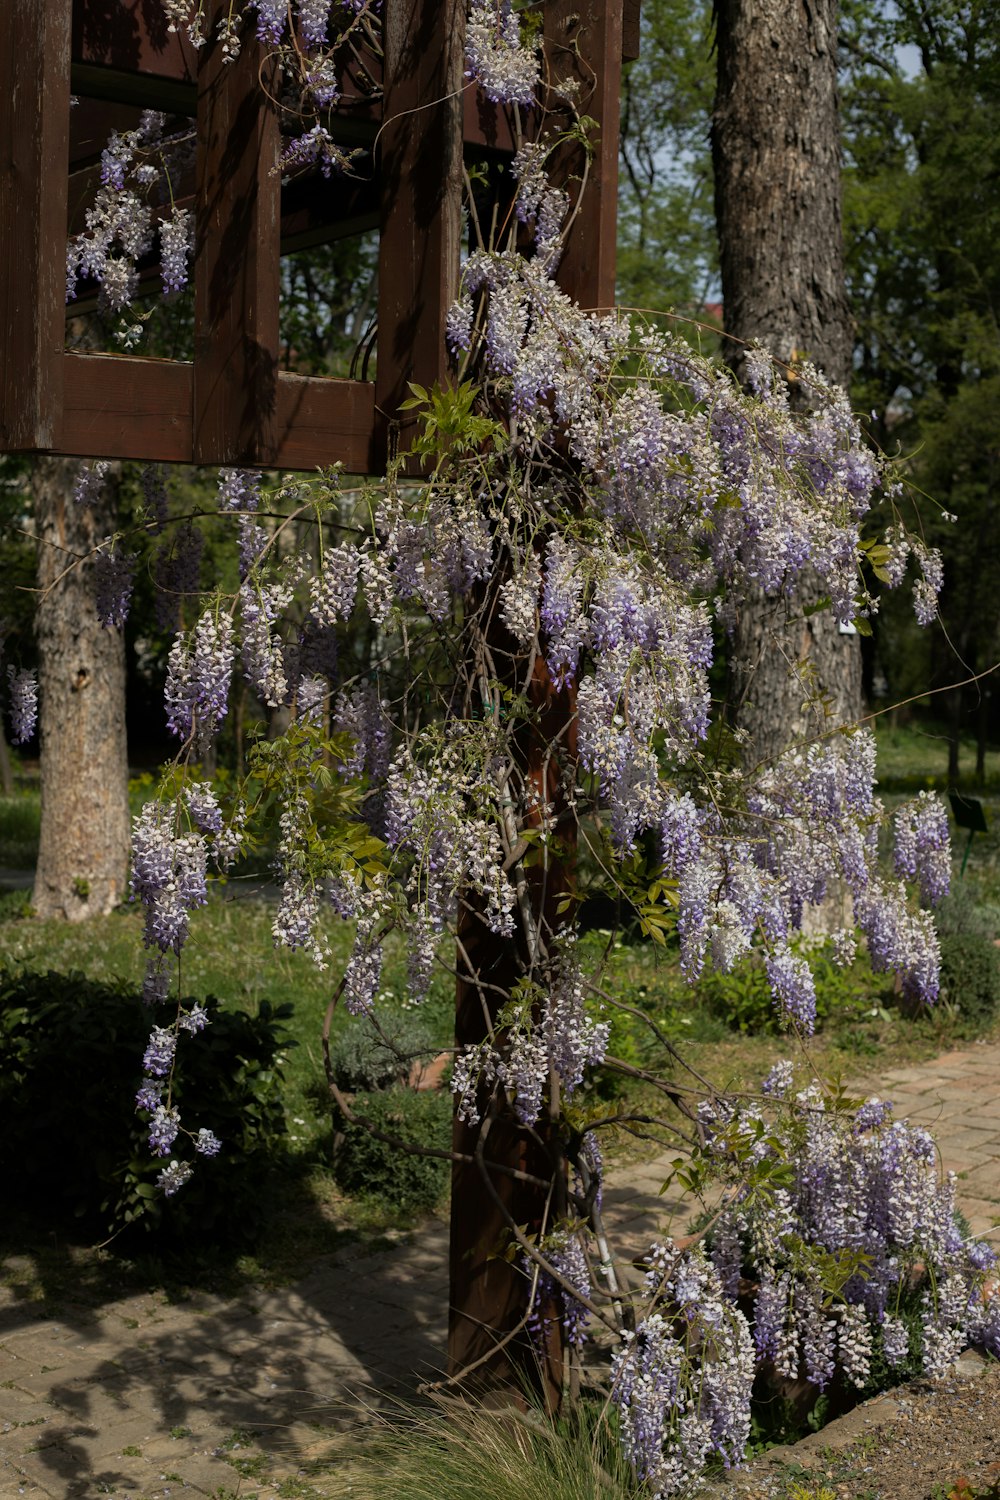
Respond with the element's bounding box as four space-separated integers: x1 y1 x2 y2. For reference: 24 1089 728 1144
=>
3 1 994 1494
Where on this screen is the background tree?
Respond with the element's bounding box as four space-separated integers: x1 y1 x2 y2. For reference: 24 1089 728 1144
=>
712 0 863 769
616 0 716 320
31 457 130 919
841 0 1000 777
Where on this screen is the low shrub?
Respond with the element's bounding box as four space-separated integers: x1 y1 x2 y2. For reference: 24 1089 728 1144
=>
327 1011 439 1092
700 940 879 1035
937 931 1000 1032
0 967 291 1245
333 1086 451 1214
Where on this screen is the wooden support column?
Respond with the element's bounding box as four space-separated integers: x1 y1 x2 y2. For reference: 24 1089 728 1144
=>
375 0 465 458
544 0 625 312
447 5 628 1409
0 0 71 451
193 5 280 466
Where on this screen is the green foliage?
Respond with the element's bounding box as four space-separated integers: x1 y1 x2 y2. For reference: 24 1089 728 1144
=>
0 792 40 865
616 0 717 320
699 941 883 1036
0 968 291 1245
842 2 1000 755
938 930 1000 1033
327 1012 439 1093
333 1087 451 1216
400 380 508 466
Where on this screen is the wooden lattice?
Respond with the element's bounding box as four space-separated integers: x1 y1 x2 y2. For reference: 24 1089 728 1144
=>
1 0 638 473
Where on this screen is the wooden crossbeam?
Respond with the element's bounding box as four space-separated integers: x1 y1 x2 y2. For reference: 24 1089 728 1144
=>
0 0 632 471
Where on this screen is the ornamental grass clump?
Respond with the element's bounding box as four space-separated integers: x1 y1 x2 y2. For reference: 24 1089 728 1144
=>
315 1392 641 1500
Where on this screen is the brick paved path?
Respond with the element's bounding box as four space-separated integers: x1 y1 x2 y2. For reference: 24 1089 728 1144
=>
3 1043 1000 1499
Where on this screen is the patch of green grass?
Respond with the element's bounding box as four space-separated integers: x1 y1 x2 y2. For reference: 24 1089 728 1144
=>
0 791 40 865
226 1452 269 1479
0 889 454 1163
873 718 1000 792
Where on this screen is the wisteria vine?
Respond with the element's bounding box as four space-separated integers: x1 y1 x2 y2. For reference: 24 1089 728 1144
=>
27 2 989 1495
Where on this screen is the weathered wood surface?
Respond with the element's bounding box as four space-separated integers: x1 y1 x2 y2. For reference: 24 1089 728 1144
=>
0 0 72 451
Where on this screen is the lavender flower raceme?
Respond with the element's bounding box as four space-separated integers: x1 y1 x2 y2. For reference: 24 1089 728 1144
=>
164 610 235 744
465 0 539 104
6 666 38 745
93 543 137 628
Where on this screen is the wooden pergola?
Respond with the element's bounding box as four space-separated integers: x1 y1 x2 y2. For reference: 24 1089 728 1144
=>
1 0 638 474
2 0 640 1404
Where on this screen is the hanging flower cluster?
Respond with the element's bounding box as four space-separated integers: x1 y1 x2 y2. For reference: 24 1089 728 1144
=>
160 0 377 170
5 665 38 746
610 1244 755 1498
66 112 193 327
702 1067 999 1392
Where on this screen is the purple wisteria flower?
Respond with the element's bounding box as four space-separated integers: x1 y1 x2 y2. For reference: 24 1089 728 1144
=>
218 467 261 513
611 1247 754 1496
73 460 111 506
465 0 539 104
764 946 818 1032
164 610 235 743
149 1103 181 1155
142 1025 176 1078
159 205 191 294
157 1159 193 1196
894 791 951 905
194 1127 222 1157
6 666 38 745
704 1069 999 1399
93 543 137 628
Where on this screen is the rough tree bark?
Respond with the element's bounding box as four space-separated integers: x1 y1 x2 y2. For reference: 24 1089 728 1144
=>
32 458 130 920
713 0 862 767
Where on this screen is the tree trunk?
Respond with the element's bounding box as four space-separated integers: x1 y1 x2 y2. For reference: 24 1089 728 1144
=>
713 0 862 767
32 458 130 920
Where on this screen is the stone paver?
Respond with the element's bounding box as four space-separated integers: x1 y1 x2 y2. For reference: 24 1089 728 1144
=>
5 1042 1000 1496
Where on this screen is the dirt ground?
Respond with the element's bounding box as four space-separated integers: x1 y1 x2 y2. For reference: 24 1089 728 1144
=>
714 1350 1000 1500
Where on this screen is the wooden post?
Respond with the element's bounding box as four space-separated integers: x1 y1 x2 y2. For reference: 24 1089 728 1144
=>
544 0 625 312
374 0 465 459
447 4 627 1409
193 3 280 466
0 0 71 451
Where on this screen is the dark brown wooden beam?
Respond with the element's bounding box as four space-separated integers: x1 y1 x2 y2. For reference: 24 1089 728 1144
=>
544 0 624 312
374 0 465 456
0 0 72 452
57 354 377 472
622 0 642 62
60 352 193 461
193 3 280 466
71 0 197 84
273 374 376 473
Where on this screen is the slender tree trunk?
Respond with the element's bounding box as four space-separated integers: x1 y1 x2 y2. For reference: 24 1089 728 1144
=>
713 0 862 766
32 458 130 920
